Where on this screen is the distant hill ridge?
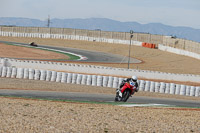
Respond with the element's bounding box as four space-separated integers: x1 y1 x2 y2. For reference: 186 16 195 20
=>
0 17 199 42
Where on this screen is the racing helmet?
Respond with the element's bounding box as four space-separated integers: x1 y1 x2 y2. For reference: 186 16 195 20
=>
132 76 137 82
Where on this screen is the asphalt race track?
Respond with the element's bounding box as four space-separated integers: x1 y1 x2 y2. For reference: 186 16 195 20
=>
0 89 199 108
0 41 141 63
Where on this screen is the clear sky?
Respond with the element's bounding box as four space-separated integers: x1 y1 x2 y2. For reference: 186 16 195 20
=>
0 0 200 29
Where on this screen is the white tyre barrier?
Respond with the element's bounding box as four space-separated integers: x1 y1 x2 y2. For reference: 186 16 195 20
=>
144 81 150 92
118 78 124 88
23 68 29 79
195 87 200 97
139 80 145 91
11 67 17 78
0 66 2 77
2 59 6 66
190 86 196 96
86 75 92 85
67 73 72 83
103 76 109 87
16 68 24 79
46 70 52 81
137 80 141 88
113 77 119 88
51 71 57 82
72 73 77 84
40 70 46 81
28 68 34 80
180 85 186 96
107 76 113 88
150 81 155 92
92 75 97 86
56 72 62 82
169 83 175 95
97 75 103 86
155 82 160 93
6 67 12 78
165 83 170 94
160 82 166 93
1 67 7 77
76 74 82 84
81 75 87 85
186 86 191 96
34 69 40 80
61 72 67 83
175 84 181 95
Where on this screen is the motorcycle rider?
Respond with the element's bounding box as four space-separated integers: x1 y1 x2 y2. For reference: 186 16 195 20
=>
118 76 139 97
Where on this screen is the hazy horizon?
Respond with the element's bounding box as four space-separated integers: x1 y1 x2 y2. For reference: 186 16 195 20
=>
1 0 200 29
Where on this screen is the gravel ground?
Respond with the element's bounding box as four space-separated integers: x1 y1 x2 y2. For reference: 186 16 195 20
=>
0 97 199 133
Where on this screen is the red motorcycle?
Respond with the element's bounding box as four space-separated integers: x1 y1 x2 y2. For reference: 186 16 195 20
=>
115 81 137 102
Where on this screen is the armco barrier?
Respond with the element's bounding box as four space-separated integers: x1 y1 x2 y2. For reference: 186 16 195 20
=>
2 58 199 83
0 66 199 97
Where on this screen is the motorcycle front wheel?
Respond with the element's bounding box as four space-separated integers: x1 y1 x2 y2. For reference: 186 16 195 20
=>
121 90 131 102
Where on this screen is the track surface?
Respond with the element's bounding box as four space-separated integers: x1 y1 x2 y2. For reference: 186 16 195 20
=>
0 41 141 63
0 89 199 108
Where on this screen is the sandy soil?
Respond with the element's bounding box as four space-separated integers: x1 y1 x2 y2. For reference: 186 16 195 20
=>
0 43 69 60
0 97 199 133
